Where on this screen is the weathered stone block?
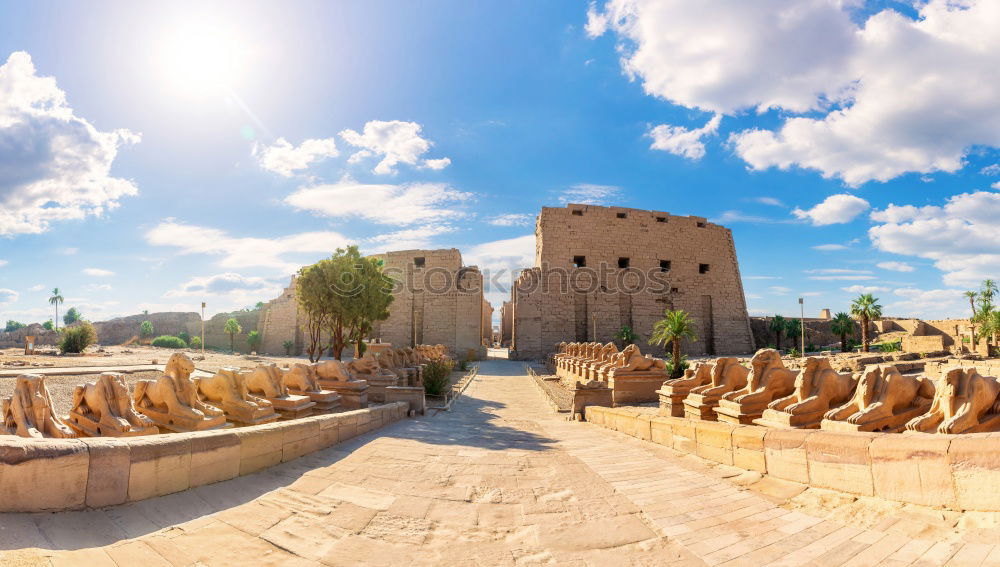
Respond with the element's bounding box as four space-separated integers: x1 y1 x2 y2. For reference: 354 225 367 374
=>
188 430 240 487
671 419 697 455
635 414 654 442
732 425 767 473
763 428 813 484
234 423 284 475
0 438 89 511
695 420 735 465
281 419 321 463
949 433 1000 511
649 417 673 447
127 435 192 501
870 434 955 508
79 437 130 508
804 431 875 496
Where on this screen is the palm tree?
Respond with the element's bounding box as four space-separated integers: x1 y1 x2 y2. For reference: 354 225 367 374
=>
830 312 854 352
224 318 242 353
964 290 978 319
981 279 997 308
48 288 64 331
850 293 883 352
648 309 698 378
768 315 786 350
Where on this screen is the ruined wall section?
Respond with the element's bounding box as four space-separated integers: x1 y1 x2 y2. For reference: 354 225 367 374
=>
512 204 753 359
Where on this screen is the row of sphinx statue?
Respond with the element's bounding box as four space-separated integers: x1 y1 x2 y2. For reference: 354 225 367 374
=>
553 342 1000 434
1 344 449 439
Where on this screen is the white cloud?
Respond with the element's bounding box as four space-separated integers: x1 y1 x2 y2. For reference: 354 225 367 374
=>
793 194 870 226
754 197 785 207
0 288 18 305
886 287 968 319
366 225 457 252
59 248 78 255
255 137 338 177
713 211 783 224
285 178 472 225
769 286 792 295
0 51 139 236
29 284 44 292
557 184 622 205
745 276 780 280
464 235 536 307
486 214 533 227
981 164 1000 175
0 259 7 266
869 190 1000 287
647 114 721 160
83 268 114 277
167 273 281 297
809 275 877 281
992 181 1000 190
841 285 889 294
805 269 873 275
340 120 449 175
591 1 1000 185
145 219 351 272
812 244 848 251
876 261 915 273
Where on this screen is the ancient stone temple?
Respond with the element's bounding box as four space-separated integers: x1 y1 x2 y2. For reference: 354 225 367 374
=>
259 249 490 357
510 204 754 360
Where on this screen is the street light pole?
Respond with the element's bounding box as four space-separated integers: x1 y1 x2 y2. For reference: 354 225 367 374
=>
798 297 805 355
201 302 206 357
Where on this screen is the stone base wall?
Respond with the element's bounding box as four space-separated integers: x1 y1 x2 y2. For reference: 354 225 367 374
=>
0 403 409 512
585 406 1000 512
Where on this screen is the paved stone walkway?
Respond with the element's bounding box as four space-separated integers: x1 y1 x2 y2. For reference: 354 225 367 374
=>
1 359 996 566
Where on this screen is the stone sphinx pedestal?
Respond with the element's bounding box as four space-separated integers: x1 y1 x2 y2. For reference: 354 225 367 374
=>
212 401 280 427
67 411 158 437
385 386 425 415
715 398 772 425
267 394 316 421
820 403 929 433
658 382 699 418
608 370 668 405
295 390 341 414
755 408 825 429
683 393 723 421
364 374 399 404
319 379 369 409
139 408 230 433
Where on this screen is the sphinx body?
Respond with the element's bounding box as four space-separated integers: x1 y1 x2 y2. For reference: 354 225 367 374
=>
2 374 77 438
658 362 713 417
133 353 228 432
756 357 856 429
821 365 935 432
243 363 315 419
584 342 619 382
283 363 341 412
67 372 158 437
349 354 399 401
905 367 1000 434
683 358 749 421
312 360 369 409
197 367 278 426
716 349 798 424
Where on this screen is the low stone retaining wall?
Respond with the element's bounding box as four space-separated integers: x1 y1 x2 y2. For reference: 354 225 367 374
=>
0 402 409 512
584 406 1000 513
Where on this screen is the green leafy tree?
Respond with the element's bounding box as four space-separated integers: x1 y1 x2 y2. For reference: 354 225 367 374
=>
255 301 265 310
850 293 883 352
42 319 54 331
224 318 242 353
296 246 394 362
614 325 639 348
63 307 82 325
785 318 802 351
964 290 978 319
139 320 154 339
768 315 786 351
981 279 997 306
830 312 854 352
648 309 698 378
4 320 25 332
282 340 294 355
190 335 202 349
247 330 262 352
59 321 97 353
49 288 64 330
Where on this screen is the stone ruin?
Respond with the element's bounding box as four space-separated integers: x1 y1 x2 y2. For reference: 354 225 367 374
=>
683 357 748 421
242 363 315 420
67 372 158 437
756 357 857 429
2 374 77 438
822 365 934 433
553 342 669 406
714 349 797 425
197 367 280 426
133 353 229 432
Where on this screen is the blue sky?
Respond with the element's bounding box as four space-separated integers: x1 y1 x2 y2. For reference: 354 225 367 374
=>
1 0 999 326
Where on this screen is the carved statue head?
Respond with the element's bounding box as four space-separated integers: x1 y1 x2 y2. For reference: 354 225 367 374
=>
856 365 882 407
165 352 195 380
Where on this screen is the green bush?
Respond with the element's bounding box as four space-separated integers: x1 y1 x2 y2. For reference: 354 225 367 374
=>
247 330 262 352
190 336 203 349
152 335 188 349
664 355 689 377
283 340 294 355
42 320 54 331
788 347 800 357
177 331 191 344
139 320 154 338
5 320 25 332
60 322 97 353
877 341 901 353
423 357 455 396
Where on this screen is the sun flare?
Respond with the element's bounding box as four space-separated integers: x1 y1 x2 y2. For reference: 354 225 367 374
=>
157 21 245 96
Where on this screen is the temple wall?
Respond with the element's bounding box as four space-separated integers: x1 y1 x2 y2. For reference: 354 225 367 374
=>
511 205 753 360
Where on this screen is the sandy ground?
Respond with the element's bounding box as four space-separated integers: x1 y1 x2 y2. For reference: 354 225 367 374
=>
0 344 318 372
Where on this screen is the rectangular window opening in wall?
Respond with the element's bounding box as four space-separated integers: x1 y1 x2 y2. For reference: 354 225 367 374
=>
616 212 627 219
697 221 706 228
618 257 630 269
573 255 586 268
699 263 710 274
572 210 583 216
414 257 425 268
656 217 667 223
659 260 671 272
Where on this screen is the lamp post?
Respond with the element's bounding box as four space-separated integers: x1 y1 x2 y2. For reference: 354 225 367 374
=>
200 302 206 357
798 297 805 355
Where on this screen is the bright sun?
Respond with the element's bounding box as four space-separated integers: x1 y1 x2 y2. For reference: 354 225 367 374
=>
157 21 245 96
